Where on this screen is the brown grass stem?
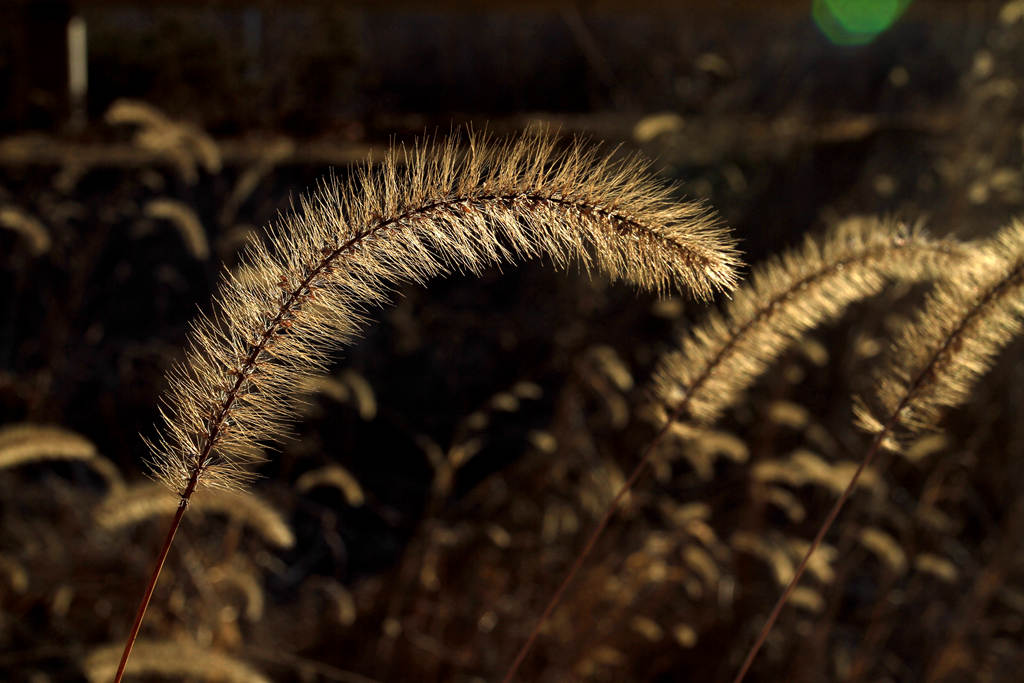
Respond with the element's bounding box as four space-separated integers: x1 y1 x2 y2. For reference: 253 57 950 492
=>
123 130 737 678
503 221 961 681
500 406 683 683
731 431 885 683
113 470 198 683
735 227 1024 682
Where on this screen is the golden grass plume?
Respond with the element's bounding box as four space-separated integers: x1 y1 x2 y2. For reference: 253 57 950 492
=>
0 205 50 255
148 129 740 497
0 423 123 490
301 369 377 420
106 99 221 183
208 560 266 621
653 217 965 424
856 219 1024 440
220 136 296 227
296 464 365 506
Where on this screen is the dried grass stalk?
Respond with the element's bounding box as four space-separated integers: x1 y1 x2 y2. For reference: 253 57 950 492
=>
0 423 96 467
118 129 739 682
0 423 123 489
0 205 50 255
220 136 295 226
208 560 266 621
296 464 365 506
858 528 907 575
735 221 1024 682
106 99 221 183
511 218 965 683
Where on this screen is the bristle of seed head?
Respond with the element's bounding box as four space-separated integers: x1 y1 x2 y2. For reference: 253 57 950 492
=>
653 216 967 425
857 219 1024 443
148 129 740 496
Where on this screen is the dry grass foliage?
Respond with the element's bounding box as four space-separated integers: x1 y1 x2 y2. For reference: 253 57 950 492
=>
83 639 270 683
106 99 222 184
296 464 365 507
143 198 211 260
0 423 123 490
301 370 377 421
8 120 1024 682
95 482 295 549
0 205 50 255
84 128 741 680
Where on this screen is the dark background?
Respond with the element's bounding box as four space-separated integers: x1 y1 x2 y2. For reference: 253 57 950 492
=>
2 1 1024 681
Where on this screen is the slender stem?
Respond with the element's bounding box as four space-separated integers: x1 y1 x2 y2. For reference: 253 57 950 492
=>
731 432 885 683
498 245 908 681
500 408 681 683
734 259 1024 682
113 471 199 683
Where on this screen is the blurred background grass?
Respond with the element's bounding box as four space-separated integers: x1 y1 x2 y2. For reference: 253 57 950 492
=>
2 1 1024 681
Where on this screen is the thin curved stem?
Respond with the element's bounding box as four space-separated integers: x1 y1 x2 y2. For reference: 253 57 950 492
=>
500 239 948 681
732 265 1010 681
113 470 199 683
731 432 885 683
500 407 682 683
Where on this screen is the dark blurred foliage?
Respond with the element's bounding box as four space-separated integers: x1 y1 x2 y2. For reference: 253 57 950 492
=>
2 1 1024 681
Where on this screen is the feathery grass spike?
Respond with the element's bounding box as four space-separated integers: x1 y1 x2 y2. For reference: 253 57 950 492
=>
209 561 266 621
654 217 964 424
119 129 738 683
148 129 739 498
504 220 966 683
858 219 1024 439
0 206 51 255
296 464 365 506
733 221 1024 683
0 423 123 490
0 423 97 468
144 198 210 260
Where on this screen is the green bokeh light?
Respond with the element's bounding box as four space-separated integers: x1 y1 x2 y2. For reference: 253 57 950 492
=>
813 0 912 45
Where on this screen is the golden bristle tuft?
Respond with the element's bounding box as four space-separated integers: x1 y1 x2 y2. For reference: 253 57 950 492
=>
147 129 740 496
857 219 1024 440
653 216 966 425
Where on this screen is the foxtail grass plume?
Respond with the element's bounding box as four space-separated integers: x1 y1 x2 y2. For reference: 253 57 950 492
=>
0 205 50 256
106 99 221 184
856 219 1024 440
731 221 1024 683
653 217 965 424
509 217 962 683
148 130 740 498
